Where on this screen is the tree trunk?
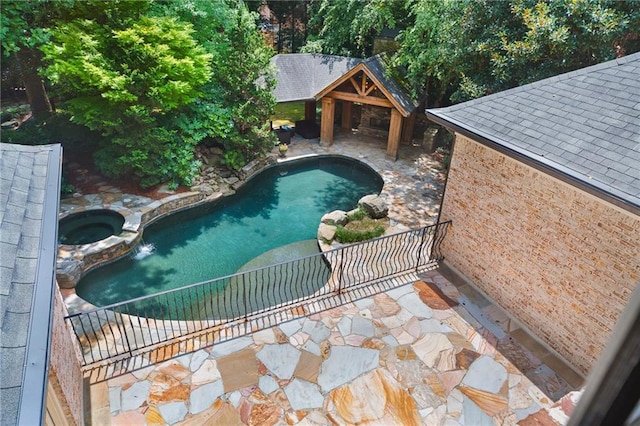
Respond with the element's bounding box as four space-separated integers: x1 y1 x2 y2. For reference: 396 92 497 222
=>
276 16 283 53
290 3 296 53
17 48 52 118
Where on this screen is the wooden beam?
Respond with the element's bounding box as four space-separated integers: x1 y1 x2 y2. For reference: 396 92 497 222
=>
320 97 335 145
325 91 393 108
341 100 353 130
361 74 367 96
402 111 417 143
304 100 317 122
349 77 362 95
364 83 377 96
387 108 402 160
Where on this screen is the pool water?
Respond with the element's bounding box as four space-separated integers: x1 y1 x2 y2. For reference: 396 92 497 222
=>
59 209 125 245
76 156 383 307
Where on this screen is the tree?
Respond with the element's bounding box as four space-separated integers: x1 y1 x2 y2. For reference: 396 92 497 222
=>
1 0 57 117
152 0 276 171
394 0 640 106
0 0 151 117
301 0 405 57
42 14 213 187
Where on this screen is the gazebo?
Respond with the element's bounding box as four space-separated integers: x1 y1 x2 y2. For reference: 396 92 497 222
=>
271 53 418 160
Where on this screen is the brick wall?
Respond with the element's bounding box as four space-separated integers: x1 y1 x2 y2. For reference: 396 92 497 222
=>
49 288 84 425
440 134 640 375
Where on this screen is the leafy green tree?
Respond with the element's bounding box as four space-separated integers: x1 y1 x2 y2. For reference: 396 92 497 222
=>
1 0 58 117
42 14 212 187
395 0 640 106
301 0 405 57
154 0 277 171
1 0 151 117
393 0 467 105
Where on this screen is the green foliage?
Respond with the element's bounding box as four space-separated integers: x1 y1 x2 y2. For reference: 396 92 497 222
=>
0 0 57 54
154 0 277 170
346 207 367 221
303 0 406 57
335 224 386 244
60 172 75 196
41 9 212 187
0 112 96 146
333 207 387 243
1 119 53 145
394 0 640 105
0 105 31 122
222 150 246 171
16 0 275 189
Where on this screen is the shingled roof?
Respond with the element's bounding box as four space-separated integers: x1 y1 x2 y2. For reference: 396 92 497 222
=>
271 53 417 114
0 143 62 425
272 54 361 103
427 52 640 213
362 54 417 116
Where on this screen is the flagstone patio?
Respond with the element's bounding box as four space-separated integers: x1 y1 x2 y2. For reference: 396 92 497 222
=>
85 268 582 425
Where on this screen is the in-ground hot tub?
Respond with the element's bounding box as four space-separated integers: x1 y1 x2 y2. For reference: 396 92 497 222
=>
59 209 125 245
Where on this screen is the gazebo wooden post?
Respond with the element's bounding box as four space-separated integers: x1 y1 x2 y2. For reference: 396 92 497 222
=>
386 108 402 160
402 111 416 144
304 100 317 122
320 98 335 145
341 101 353 131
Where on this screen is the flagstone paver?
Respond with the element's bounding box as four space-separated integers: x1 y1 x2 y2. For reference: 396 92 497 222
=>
95 273 580 425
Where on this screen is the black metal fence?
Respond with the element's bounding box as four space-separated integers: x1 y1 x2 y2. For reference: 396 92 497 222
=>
65 221 450 366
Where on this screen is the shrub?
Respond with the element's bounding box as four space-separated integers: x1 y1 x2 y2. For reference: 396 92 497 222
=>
346 207 367 221
334 224 386 243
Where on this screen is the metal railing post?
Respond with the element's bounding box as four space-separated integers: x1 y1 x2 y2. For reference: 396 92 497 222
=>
415 226 428 272
338 248 345 294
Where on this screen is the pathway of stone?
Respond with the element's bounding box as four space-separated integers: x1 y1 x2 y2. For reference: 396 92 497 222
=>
88 270 579 425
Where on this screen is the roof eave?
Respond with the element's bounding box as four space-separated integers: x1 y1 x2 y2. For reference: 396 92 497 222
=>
17 144 62 426
426 110 640 216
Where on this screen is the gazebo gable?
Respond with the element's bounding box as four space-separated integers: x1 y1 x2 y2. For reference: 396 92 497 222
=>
315 62 412 117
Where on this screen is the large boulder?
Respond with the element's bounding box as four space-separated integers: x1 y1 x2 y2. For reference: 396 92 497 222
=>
321 210 348 226
318 223 337 242
358 195 388 219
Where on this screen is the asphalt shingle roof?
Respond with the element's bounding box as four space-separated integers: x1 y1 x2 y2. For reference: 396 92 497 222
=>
272 54 361 103
363 55 417 116
427 52 640 212
0 142 61 426
272 54 417 115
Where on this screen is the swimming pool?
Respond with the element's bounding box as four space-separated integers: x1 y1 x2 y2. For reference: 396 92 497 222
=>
76 156 383 307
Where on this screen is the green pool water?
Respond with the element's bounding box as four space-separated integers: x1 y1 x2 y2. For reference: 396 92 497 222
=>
76 156 383 307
